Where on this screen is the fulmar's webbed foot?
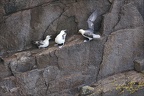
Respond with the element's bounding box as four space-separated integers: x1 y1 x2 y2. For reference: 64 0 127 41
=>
58 43 64 48
84 38 92 42
88 38 93 41
58 46 63 48
84 40 88 42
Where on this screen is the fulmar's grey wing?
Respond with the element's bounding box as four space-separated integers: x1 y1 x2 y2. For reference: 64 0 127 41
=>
34 40 44 46
83 31 93 38
62 33 66 40
87 10 98 31
84 29 94 33
39 40 44 45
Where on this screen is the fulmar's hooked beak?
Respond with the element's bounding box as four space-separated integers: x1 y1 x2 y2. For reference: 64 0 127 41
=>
63 29 67 31
47 35 52 39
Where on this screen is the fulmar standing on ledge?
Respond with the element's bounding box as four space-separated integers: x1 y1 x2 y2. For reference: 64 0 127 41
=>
55 30 67 48
33 35 51 49
79 10 101 42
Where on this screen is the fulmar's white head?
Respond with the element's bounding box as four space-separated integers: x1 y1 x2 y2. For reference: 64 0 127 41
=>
60 30 67 35
79 29 85 34
33 35 51 49
45 35 51 40
55 30 67 48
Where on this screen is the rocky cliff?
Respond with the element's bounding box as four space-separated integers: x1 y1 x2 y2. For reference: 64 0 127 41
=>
0 0 144 96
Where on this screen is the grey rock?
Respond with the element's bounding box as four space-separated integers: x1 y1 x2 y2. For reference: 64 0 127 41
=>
98 26 144 79
1 51 36 76
0 4 5 23
9 52 36 75
108 0 114 3
102 0 125 36
80 86 95 96
0 0 144 96
98 0 144 79
134 59 144 72
15 69 46 95
114 3 144 31
88 71 144 96
0 0 110 55
0 76 20 96
0 64 12 78
0 35 104 95
0 10 31 55
3 0 53 15
36 35 104 76
132 0 144 19
102 0 144 36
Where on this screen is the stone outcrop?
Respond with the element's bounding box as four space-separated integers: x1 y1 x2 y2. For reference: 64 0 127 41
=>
0 36 105 96
80 71 144 96
134 59 144 72
98 26 144 79
98 0 144 79
0 0 144 96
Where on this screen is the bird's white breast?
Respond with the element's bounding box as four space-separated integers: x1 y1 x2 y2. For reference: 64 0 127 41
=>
55 34 65 44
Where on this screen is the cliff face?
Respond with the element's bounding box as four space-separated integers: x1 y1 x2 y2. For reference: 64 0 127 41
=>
0 0 110 55
0 0 144 96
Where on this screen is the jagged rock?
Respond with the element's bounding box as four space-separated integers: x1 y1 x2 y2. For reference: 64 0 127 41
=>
0 76 20 96
0 64 12 78
35 35 104 79
87 71 144 96
98 26 144 79
134 59 144 72
0 10 31 55
98 0 144 79
102 0 144 36
9 52 36 75
0 4 5 22
0 35 105 95
132 0 144 19
0 0 144 96
3 0 53 15
0 66 94 96
108 0 114 3
0 51 36 76
80 86 95 96
114 3 144 31
30 4 64 40
102 0 125 35
0 0 110 56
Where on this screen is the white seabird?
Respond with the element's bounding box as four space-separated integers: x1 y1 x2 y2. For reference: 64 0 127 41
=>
34 35 51 49
79 10 101 42
55 30 67 48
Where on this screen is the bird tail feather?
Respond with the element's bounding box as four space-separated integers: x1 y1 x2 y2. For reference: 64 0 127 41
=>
93 34 101 38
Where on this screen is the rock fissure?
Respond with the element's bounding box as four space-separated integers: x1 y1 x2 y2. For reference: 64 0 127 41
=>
3 0 57 16
112 9 122 30
42 6 67 38
54 50 61 70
